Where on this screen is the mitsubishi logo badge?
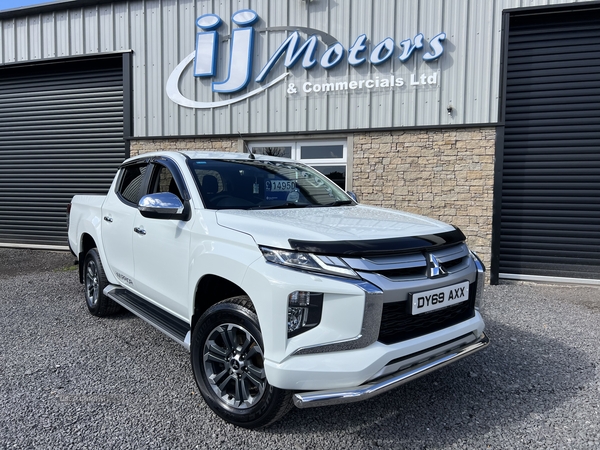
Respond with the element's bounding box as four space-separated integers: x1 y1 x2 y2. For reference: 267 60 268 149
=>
427 254 447 278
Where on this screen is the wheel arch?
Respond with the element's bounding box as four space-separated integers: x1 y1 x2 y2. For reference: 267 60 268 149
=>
78 233 98 284
191 274 249 331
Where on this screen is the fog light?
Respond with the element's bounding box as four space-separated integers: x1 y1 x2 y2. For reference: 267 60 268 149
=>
288 307 306 334
287 291 324 338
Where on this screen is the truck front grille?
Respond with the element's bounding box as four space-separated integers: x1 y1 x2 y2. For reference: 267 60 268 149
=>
340 242 477 346
377 282 476 345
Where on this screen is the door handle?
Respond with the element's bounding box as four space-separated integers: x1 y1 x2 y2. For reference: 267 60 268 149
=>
134 227 146 236
103 216 113 223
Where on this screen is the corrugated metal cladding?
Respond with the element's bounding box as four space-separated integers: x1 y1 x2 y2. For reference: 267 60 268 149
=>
0 55 125 248
499 6 600 280
0 0 594 138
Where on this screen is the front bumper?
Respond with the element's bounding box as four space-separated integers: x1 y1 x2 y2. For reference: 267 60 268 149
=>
243 243 486 392
293 332 489 408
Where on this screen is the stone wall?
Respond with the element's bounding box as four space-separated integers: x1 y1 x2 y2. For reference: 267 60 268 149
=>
352 128 496 269
130 138 238 156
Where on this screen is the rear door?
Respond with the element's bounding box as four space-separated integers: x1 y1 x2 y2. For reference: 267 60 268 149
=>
101 163 148 286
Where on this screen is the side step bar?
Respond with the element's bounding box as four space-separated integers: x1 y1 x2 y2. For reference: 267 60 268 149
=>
293 333 489 409
104 285 191 350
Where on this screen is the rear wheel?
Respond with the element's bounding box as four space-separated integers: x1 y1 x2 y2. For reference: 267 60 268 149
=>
191 296 292 428
83 248 121 316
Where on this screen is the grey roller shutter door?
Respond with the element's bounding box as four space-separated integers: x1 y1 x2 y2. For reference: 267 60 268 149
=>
499 8 600 280
0 56 126 248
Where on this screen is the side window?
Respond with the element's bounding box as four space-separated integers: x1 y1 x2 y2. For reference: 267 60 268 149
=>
119 164 147 205
149 165 182 201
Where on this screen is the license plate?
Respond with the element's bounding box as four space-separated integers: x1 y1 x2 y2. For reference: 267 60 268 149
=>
410 281 470 315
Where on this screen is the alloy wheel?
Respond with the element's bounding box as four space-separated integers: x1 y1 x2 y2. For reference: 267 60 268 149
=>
203 323 266 409
85 259 99 308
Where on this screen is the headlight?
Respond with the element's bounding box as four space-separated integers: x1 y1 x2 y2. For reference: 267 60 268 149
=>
260 247 359 279
287 291 324 338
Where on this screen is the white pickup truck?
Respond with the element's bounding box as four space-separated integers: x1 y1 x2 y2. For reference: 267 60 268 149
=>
67 150 488 428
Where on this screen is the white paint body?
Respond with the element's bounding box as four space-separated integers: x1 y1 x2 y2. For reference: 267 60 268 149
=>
68 151 485 391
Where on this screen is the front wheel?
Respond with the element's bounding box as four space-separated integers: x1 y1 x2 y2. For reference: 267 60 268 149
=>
191 296 292 428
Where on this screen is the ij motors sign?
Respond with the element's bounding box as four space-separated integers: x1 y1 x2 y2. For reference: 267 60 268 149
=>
166 9 446 109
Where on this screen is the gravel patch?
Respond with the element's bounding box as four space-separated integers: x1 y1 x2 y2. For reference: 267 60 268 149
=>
0 248 75 278
0 249 599 449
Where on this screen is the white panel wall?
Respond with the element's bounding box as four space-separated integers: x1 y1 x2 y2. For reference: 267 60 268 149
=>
0 0 595 137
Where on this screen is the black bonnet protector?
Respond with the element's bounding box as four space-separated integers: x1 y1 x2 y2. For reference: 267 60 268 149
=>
288 229 466 257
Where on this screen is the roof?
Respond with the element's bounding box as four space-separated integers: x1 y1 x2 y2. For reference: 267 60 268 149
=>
127 150 291 164
0 0 117 20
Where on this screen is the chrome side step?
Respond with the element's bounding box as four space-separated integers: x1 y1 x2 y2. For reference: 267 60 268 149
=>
104 285 191 351
293 333 489 409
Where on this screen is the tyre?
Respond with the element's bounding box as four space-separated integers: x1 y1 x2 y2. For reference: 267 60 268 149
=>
191 296 293 428
83 248 121 316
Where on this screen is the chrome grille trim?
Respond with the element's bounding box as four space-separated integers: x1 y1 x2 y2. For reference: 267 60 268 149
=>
341 243 470 282
342 253 427 272
290 279 383 356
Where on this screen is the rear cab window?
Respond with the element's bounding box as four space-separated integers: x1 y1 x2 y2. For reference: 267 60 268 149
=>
117 164 148 205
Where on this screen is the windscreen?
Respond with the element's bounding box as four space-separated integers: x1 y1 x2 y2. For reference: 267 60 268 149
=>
189 159 354 210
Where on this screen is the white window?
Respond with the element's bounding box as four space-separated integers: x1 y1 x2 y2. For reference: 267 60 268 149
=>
247 140 348 190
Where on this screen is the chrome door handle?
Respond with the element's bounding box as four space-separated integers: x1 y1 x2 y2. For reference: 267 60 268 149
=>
133 227 146 236
103 216 113 223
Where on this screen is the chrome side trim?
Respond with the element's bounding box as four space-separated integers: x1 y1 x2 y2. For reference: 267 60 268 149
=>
472 252 486 311
293 333 489 409
290 280 383 356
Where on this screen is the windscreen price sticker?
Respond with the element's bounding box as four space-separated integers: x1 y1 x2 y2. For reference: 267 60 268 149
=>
266 180 296 192
410 281 470 315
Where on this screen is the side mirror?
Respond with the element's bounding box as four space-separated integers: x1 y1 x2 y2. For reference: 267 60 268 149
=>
138 192 189 220
346 191 359 203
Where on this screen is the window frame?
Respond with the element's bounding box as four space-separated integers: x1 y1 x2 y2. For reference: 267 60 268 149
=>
247 139 349 190
115 162 150 207
147 162 184 202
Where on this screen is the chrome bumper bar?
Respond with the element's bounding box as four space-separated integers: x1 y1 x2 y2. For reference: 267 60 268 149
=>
293 333 489 409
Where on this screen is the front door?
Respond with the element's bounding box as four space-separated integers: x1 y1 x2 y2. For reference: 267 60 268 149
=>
131 162 193 320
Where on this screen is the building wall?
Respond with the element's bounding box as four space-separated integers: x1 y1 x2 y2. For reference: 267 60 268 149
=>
130 126 496 269
1 0 594 138
352 128 496 269
130 137 239 154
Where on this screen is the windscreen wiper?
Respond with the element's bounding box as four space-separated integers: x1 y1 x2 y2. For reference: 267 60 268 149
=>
323 200 354 206
251 202 311 210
